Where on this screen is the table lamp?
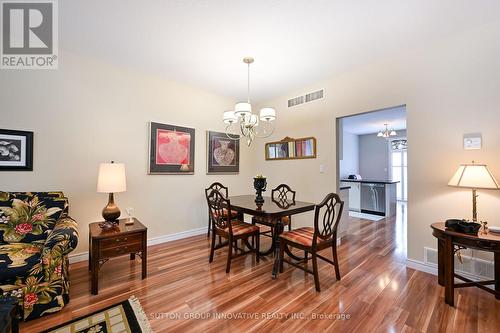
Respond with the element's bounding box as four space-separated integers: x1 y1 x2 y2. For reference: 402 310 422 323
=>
448 161 499 229
97 161 127 226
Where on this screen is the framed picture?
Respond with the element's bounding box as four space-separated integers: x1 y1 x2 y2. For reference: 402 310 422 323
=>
148 122 195 174
0 129 33 171
206 131 240 174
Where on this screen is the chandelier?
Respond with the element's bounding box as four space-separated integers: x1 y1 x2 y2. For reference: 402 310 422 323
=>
377 123 397 138
223 57 276 146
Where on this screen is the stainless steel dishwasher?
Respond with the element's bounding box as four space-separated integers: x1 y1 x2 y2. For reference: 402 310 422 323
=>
360 183 386 216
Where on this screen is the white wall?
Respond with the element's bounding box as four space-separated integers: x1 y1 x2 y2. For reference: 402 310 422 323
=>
339 131 359 179
254 20 500 263
0 51 255 255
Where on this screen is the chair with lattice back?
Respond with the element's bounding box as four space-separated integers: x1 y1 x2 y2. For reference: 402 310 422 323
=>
206 188 260 273
205 182 237 238
279 193 344 291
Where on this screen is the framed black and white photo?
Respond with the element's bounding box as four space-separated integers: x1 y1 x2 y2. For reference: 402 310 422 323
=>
0 129 33 171
206 131 240 174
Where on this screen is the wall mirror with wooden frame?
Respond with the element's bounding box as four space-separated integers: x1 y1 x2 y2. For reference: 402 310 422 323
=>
265 137 317 161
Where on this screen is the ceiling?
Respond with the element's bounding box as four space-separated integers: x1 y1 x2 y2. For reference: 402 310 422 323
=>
341 106 406 135
60 1 500 102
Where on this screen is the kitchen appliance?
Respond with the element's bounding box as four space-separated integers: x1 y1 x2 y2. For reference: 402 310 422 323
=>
361 183 385 216
348 174 362 180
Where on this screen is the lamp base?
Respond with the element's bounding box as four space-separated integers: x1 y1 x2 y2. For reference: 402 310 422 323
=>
102 193 121 222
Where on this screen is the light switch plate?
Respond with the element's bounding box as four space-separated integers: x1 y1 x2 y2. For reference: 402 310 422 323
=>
463 134 482 150
319 164 325 173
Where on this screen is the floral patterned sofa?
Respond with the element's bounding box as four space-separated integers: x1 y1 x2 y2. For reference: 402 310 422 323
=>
0 191 78 321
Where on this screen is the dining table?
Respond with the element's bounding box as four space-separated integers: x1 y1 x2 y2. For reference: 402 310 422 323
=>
226 195 316 278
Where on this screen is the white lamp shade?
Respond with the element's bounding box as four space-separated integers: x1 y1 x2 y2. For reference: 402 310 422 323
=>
259 107 276 121
234 102 252 116
377 132 384 137
448 163 500 189
223 110 237 124
97 162 127 193
390 130 397 136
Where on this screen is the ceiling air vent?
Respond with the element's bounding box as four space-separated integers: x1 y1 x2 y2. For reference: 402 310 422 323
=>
288 89 324 108
305 89 324 103
288 96 304 108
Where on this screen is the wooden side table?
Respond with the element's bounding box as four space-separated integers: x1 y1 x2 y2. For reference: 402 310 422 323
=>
431 222 500 306
89 218 147 295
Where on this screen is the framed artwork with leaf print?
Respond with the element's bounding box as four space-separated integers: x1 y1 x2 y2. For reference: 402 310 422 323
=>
148 122 195 174
0 129 33 171
206 130 240 174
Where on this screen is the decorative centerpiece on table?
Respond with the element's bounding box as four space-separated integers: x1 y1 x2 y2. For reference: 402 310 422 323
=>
253 175 267 204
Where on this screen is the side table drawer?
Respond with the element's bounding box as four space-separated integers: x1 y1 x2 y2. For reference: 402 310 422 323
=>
100 233 143 248
100 242 142 258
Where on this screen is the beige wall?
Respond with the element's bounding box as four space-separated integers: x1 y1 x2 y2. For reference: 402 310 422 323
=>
254 21 500 262
0 51 255 255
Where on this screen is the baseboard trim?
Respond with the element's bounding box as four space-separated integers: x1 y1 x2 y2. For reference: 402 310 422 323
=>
406 258 492 282
69 226 207 264
406 259 438 276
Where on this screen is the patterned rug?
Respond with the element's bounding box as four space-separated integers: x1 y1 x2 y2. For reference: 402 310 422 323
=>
42 296 153 333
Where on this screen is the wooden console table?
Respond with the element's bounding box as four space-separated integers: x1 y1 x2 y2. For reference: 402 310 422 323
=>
89 218 147 295
431 222 500 306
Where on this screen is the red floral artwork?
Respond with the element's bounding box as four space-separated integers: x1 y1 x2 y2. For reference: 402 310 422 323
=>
156 129 191 165
15 223 33 235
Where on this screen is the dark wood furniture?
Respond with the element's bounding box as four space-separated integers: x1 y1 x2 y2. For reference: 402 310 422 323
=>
205 182 237 238
206 189 260 273
0 296 20 333
431 222 500 306
89 218 147 295
227 194 316 278
279 193 344 291
253 184 296 233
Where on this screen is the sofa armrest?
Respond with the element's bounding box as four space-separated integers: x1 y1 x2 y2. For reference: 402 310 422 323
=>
43 216 78 255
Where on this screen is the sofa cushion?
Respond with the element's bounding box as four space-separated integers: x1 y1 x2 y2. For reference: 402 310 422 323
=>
2 192 69 216
0 243 43 283
0 196 65 243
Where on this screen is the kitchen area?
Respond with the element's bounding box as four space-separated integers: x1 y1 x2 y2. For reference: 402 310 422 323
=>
337 106 407 221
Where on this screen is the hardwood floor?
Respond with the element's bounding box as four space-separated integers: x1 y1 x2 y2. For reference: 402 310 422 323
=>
22 204 500 332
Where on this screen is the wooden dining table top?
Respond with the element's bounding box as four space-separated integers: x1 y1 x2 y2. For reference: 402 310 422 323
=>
227 195 316 218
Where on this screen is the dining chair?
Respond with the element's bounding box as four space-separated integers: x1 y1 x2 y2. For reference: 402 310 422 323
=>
252 183 296 232
279 193 344 292
205 182 237 238
206 188 260 273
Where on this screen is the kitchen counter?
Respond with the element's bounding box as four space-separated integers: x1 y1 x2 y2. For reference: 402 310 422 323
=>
340 179 400 184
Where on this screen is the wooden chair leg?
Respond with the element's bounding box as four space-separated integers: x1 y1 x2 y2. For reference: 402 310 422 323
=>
332 242 341 280
209 230 216 263
312 251 320 292
226 239 233 273
279 240 285 273
207 216 211 238
288 221 292 231
255 234 260 263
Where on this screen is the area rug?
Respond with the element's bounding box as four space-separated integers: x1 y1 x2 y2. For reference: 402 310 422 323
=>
42 296 153 333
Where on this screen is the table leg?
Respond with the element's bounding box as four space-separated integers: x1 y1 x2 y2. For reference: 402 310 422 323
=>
142 235 147 279
91 259 99 295
88 235 92 271
444 236 454 306
495 252 499 300
130 253 136 260
272 221 284 279
437 238 444 286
